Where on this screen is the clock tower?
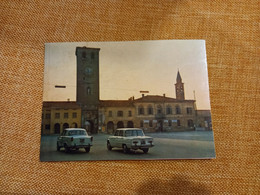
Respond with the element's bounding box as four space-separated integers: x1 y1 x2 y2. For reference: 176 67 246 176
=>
175 70 185 100
75 47 100 134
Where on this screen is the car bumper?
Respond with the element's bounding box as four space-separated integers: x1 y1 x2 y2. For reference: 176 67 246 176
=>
130 144 154 150
69 143 92 149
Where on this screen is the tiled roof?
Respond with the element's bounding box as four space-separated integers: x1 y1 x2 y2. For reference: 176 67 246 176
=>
99 100 134 107
134 95 195 102
42 101 81 109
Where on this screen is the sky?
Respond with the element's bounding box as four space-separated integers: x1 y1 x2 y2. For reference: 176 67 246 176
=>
43 40 211 110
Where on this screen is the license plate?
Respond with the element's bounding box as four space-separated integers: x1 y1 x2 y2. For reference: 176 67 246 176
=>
80 139 84 143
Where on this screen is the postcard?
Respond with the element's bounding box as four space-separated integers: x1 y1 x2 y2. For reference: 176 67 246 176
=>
40 40 215 161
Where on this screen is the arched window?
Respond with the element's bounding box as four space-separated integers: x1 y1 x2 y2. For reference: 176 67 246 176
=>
138 105 144 115
71 122 77 128
166 105 172 115
117 121 124 128
127 121 134 128
147 105 153 115
63 123 69 130
175 105 181 114
107 121 114 134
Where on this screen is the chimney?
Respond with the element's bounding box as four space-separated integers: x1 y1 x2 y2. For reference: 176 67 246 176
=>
163 94 165 97
67 98 70 102
142 94 145 97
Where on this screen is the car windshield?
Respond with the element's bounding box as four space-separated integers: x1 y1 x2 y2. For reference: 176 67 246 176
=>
68 130 86 136
125 130 144 137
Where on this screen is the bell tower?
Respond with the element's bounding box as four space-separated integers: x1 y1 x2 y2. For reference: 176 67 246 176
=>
75 47 100 134
175 70 185 100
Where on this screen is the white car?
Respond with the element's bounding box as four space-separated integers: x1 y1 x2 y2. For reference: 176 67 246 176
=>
107 128 154 154
57 128 93 153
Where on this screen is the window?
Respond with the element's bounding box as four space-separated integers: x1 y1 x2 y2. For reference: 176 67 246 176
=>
177 120 181 126
168 120 172 126
45 113 51 119
45 124 50 130
188 119 194 127
176 105 181 114
68 130 86 136
148 106 153 115
186 107 192 115
62 130 67 136
138 106 144 115
166 106 172 115
55 113 60 119
119 130 123 137
117 111 123 117
64 113 68 118
72 112 77 118
128 111 132 117
108 111 112 117
157 105 162 114
86 87 91 95
114 130 119 136
125 130 144 137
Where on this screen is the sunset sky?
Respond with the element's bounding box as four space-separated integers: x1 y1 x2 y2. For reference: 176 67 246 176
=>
43 40 211 110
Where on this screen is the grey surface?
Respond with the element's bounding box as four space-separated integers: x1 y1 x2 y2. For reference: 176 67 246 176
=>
40 131 215 161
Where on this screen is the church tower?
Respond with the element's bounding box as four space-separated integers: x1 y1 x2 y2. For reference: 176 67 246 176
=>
75 47 100 134
175 71 185 100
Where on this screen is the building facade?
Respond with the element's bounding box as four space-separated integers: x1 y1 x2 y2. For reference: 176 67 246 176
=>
196 110 212 130
99 95 197 134
41 102 81 134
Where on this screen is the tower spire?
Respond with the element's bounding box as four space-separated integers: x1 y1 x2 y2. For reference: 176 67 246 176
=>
175 71 185 100
176 70 182 83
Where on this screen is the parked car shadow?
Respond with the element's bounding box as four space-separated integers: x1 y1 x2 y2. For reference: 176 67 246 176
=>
109 148 149 155
58 148 89 155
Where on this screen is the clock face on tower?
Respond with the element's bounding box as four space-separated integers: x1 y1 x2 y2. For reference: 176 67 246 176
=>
85 67 93 75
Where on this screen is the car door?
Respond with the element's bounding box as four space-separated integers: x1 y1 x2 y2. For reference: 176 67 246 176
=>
109 130 119 147
117 130 124 148
58 130 66 146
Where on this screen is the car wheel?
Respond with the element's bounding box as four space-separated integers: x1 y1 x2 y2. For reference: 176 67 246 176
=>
143 148 149 154
85 147 90 153
123 144 129 154
57 142 60 151
107 141 112 151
